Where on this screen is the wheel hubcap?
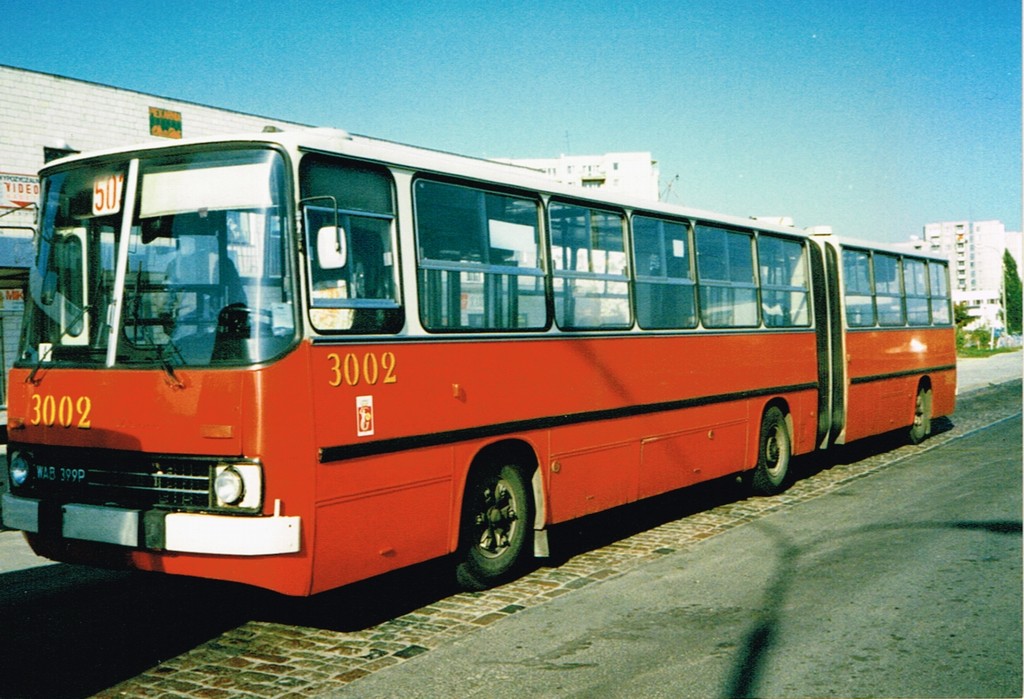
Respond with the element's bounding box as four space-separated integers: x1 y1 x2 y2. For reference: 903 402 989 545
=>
474 481 518 558
765 427 788 477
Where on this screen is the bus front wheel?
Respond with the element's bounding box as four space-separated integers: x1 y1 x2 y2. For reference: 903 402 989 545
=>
456 462 534 591
751 406 792 496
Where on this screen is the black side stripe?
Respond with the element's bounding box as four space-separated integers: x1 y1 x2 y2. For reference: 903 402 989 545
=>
319 381 818 464
849 364 957 386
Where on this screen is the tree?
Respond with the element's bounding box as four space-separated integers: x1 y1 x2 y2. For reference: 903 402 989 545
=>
954 301 972 328
1004 250 1022 335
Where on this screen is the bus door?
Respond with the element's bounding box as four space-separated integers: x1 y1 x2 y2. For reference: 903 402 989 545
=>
809 237 846 449
35 227 90 347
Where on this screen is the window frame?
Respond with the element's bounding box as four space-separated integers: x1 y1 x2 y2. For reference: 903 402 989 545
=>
928 260 953 326
298 154 403 335
873 252 906 327
631 213 697 330
548 199 631 331
756 233 811 328
413 177 547 332
903 257 931 326
842 248 876 328
694 222 759 329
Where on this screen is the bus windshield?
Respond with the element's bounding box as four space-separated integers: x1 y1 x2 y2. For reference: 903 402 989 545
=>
21 148 296 368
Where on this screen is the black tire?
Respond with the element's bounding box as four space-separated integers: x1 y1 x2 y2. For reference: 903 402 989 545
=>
751 406 792 495
455 463 533 591
908 386 932 445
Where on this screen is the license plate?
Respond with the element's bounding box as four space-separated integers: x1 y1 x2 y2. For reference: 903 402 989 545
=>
35 465 88 483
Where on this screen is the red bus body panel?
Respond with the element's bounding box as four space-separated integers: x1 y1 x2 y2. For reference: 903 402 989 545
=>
10 350 320 597
842 327 957 443
305 330 819 593
10 319 954 595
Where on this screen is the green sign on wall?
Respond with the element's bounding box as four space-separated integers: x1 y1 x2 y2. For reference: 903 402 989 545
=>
149 107 182 139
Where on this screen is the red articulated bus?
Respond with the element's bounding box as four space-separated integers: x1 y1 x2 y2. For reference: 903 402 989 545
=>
1 129 955 595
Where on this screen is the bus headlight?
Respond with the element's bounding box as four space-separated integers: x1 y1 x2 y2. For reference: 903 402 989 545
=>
9 451 30 488
214 466 245 505
213 462 262 509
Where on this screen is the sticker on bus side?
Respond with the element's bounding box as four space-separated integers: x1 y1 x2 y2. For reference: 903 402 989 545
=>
356 395 375 437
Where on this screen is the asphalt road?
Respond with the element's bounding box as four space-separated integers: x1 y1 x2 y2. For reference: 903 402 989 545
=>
957 350 1023 391
336 415 1023 698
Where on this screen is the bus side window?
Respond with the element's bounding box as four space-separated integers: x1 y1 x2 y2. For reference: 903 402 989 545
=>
842 249 875 327
549 203 631 330
874 253 905 326
299 156 402 333
695 224 758 328
414 180 545 331
757 235 810 328
928 262 952 325
632 215 697 329
904 258 930 325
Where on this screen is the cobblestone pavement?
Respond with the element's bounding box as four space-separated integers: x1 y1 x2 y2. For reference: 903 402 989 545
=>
95 380 1022 699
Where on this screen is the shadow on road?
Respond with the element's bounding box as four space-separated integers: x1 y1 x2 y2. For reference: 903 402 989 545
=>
0 564 250 698
720 516 1021 699
0 554 466 698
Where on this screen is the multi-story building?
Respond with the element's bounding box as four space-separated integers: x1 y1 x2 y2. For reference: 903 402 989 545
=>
906 219 1023 330
496 152 661 201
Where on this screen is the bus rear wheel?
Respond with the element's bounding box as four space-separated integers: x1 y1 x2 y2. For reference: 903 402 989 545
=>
456 462 533 591
751 406 792 496
909 385 932 444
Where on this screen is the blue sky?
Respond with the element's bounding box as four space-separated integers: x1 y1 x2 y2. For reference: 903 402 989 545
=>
4 0 1020 242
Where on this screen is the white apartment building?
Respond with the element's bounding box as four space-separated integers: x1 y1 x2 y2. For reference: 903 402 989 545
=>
497 152 661 201
906 219 1023 330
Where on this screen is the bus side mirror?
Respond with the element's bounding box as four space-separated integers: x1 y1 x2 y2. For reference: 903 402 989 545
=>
317 226 347 270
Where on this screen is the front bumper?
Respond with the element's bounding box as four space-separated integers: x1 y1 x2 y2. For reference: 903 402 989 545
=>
1 493 301 556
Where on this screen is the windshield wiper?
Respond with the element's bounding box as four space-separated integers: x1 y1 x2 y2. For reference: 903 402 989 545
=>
119 264 188 387
158 339 187 389
25 303 95 385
